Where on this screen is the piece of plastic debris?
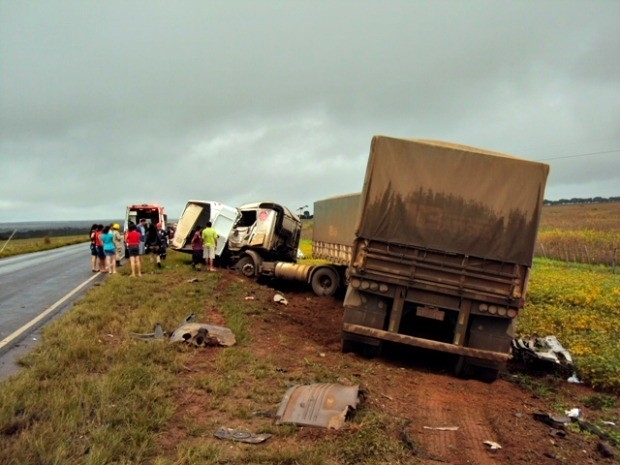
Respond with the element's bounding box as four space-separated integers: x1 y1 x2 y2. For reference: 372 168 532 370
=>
602 421 617 427
214 426 272 444
273 293 288 305
244 296 255 300
187 278 199 283
565 408 581 419
423 426 459 431
567 373 583 383
484 440 502 450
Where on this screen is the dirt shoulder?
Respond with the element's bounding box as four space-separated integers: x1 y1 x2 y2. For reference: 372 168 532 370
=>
160 270 618 464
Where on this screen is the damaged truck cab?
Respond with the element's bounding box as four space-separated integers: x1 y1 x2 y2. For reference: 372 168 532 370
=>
170 200 302 273
226 202 301 276
341 136 550 380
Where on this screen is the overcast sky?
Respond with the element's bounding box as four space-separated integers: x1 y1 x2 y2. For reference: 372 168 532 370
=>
1 0 619 222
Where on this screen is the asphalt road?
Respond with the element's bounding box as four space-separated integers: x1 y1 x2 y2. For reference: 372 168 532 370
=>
0 243 105 379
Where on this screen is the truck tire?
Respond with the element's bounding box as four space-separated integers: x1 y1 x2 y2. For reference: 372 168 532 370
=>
236 255 256 278
310 267 340 296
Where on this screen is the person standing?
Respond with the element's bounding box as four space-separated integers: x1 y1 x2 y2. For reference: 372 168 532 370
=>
125 223 142 277
156 222 168 266
112 223 125 267
94 224 106 272
137 218 148 255
89 223 99 272
101 225 117 274
201 221 218 271
145 223 165 268
190 225 203 270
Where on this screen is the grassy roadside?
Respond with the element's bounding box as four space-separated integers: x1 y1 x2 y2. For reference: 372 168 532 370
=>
0 251 411 464
0 235 88 258
1 239 620 462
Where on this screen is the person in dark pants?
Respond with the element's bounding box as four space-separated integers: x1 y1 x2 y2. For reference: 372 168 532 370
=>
94 224 106 272
190 225 203 270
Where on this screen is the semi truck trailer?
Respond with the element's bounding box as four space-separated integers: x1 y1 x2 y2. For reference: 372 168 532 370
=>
341 136 549 380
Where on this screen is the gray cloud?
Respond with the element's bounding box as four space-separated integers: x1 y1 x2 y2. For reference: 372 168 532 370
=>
1 0 619 222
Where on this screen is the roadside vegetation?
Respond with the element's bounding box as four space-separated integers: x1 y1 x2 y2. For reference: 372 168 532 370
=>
0 253 411 464
1 202 619 463
0 235 88 258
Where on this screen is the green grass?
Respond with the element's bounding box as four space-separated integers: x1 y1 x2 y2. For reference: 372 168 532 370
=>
0 235 88 258
2 223 620 463
519 258 620 391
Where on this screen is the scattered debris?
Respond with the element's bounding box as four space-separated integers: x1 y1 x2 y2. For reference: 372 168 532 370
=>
131 314 235 348
597 441 615 458
512 335 574 375
169 323 236 347
187 277 199 283
273 293 288 305
401 420 447 462
567 373 583 383
602 421 617 427
130 323 167 341
423 426 459 431
275 383 359 429
244 296 255 300
549 428 567 439
533 412 572 429
565 408 581 419
574 418 620 447
214 426 272 444
484 440 502 450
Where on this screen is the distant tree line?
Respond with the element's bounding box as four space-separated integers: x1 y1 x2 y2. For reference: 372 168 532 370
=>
0 227 89 241
543 196 620 206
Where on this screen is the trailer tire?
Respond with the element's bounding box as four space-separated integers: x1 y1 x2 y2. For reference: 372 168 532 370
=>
237 255 257 278
310 267 340 296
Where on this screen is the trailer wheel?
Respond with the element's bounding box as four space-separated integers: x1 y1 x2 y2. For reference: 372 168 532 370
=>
311 267 340 296
236 255 256 278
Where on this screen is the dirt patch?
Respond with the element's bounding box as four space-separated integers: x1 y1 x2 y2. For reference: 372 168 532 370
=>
160 270 618 464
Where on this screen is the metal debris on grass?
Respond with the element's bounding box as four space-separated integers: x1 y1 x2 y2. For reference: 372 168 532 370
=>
169 323 236 347
275 383 360 429
512 335 574 375
214 426 272 444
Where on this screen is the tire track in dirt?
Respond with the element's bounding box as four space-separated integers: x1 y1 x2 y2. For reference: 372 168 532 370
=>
396 372 502 465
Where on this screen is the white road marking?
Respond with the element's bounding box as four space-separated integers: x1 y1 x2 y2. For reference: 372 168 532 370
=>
0 272 101 351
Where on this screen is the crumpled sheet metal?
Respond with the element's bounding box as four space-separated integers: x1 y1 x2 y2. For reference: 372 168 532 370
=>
512 335 574 368
169 323 236 347
275 383 360 429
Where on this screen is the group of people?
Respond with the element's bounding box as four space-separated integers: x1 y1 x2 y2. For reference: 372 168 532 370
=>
89 223 124 274
190 221 219 271
90 219 172 277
